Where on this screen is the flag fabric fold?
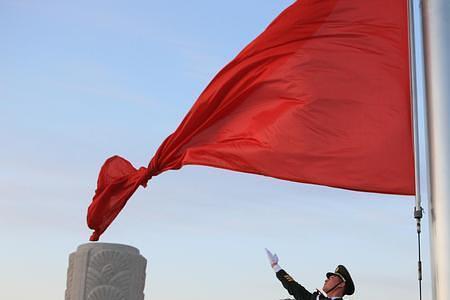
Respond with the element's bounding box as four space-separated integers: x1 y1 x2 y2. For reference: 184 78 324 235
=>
88 0 414 240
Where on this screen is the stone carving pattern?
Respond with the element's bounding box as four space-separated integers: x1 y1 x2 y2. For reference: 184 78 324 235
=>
65 254 74 300
136 258 147 300
85 249 132 300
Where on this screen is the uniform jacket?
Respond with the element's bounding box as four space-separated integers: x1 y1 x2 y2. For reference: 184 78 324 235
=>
276 269 343 300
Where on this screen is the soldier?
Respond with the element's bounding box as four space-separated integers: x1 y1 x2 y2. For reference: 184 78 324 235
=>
266 249 355 300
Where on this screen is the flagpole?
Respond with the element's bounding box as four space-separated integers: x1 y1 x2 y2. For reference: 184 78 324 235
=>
422 0 450 299
408 0 424 210
407 0 424 299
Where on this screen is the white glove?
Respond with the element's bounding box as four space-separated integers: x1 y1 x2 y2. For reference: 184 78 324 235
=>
265 248 281 272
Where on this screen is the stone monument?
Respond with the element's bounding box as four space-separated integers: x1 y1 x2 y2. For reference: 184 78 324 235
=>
65 243 147 300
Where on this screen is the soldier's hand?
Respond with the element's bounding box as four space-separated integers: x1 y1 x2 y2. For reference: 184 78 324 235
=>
265 248 278 266
265 248 281 272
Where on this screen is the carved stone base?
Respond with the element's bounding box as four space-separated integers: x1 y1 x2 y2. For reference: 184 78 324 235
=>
65 243 147 300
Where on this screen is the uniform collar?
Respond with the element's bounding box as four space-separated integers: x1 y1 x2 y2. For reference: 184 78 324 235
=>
315 289 343 300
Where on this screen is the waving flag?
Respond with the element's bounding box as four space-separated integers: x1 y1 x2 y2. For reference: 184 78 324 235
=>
88 0 414 241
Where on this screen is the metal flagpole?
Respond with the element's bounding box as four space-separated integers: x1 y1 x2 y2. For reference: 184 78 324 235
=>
408 0 425 298
421 0 450 299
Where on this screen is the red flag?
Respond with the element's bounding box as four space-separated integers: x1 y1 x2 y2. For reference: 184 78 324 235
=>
88 0 414 240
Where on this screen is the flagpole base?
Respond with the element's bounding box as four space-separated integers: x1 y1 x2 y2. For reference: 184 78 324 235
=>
65 243 147 300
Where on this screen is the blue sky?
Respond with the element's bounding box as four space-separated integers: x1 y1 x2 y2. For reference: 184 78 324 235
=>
1 1 431 299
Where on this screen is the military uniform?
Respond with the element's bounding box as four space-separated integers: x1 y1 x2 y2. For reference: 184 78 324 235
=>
276 269 342 300
265 249 354 300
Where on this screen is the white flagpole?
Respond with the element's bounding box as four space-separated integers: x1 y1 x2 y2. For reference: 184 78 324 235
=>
408 1 425 299
422 0 450 299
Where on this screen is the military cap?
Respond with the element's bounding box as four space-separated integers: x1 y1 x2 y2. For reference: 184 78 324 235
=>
326 265 355 295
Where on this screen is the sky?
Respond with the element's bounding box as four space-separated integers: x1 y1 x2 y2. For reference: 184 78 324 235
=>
0 1 431 300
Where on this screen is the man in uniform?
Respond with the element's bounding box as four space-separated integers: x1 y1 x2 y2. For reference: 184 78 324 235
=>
266 249 355 300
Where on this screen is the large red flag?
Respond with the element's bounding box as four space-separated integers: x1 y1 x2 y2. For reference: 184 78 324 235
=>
88 0 414 240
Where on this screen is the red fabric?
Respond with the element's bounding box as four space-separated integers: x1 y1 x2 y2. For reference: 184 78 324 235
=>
88 0 414 241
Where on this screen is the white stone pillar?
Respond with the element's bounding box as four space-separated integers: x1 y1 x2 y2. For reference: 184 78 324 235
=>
65 243 147 300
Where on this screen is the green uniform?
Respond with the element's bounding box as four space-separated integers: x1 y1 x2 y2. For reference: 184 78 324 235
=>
276 269 343 300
